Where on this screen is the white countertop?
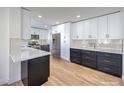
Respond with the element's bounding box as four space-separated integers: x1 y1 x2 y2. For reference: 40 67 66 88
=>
10 47 50 63
71 47 123 54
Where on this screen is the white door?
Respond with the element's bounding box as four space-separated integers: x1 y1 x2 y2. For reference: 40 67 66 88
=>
108 12 122 39
98 16 108 39
21 9 31 39
89 18 98 39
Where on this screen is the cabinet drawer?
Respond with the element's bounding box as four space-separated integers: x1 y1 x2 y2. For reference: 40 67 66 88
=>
97 52 122 59
97 56 122 67
82 50 96 58
82 50 96 55
70 48 81 57
70 56 81 65
70 48 81 52
97 63 122 77
82 59 96 69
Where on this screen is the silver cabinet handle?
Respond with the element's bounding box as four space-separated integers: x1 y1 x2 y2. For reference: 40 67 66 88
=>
104 60 111 63
104 54 110 57
103 67 111 71
85 51 91 54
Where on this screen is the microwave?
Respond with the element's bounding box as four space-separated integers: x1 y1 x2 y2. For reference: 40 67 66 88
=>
31 34 39 40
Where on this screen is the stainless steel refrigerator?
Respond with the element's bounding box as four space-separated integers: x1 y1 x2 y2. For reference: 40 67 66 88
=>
52 33 60 58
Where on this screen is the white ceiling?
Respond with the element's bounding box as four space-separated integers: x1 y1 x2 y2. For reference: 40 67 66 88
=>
27 7 121 28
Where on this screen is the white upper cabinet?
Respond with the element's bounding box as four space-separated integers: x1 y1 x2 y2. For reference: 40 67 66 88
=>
108 12 122 39
72 21 83 39
83 20 90 39
31 28 48 40
52 26 58 34
98 16 108 39
72 23 78 39
40 30 48 40
72 12 121 40
21 9 31 39
52 25 62 34
98 12 121 39
72 19 98 39
31 28 39 35
89 18 98 39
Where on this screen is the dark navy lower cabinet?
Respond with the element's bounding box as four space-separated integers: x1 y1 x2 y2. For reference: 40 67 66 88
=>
21 55 50 86
97 52 122 77
40 45 50 52
70 48 122 77
70 48 81 65
81 50 97 69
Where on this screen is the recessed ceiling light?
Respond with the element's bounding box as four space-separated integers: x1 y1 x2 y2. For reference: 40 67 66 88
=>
56 22 59 24
76 15 80 18
38 15 42 18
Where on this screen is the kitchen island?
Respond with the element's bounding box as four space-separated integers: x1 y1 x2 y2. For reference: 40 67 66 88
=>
10 47 50 86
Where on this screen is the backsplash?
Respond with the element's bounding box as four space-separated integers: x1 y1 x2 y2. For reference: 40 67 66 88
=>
96 39 123 50
71 39 123 52
21 39 50 46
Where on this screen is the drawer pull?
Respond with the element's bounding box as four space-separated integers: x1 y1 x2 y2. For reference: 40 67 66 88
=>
104 54 110 57
85 52 91 54
85 56 91 59
104 60 111 63
103 67 111 71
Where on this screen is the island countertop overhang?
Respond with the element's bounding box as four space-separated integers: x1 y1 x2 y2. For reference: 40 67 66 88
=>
10 47 50 63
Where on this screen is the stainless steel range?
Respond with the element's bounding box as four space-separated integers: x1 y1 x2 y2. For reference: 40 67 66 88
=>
28 39 41 49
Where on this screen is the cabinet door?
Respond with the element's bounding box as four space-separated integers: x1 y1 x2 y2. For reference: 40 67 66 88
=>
108 12 122 39
72 22 83 39
72 23 78 39
31 28 35 34
22 9 31 39
52 26 57 34
89 18 98 39
98 16 108 39
77 21 83 39
40 30 48 40
83 20 90 39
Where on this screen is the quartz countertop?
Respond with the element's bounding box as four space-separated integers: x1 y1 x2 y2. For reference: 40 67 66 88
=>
71 47 123 54
10 47 50 63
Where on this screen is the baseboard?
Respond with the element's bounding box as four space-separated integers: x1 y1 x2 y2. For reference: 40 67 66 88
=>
8 75 21 85
0 78 8 86
122 75 124 85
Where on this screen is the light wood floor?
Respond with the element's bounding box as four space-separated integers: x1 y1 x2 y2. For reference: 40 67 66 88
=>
10 56 123 86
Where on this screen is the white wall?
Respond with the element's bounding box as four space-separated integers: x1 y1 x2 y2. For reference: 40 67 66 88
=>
9 7 21 38
0 8 9 85
9 8 21 84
